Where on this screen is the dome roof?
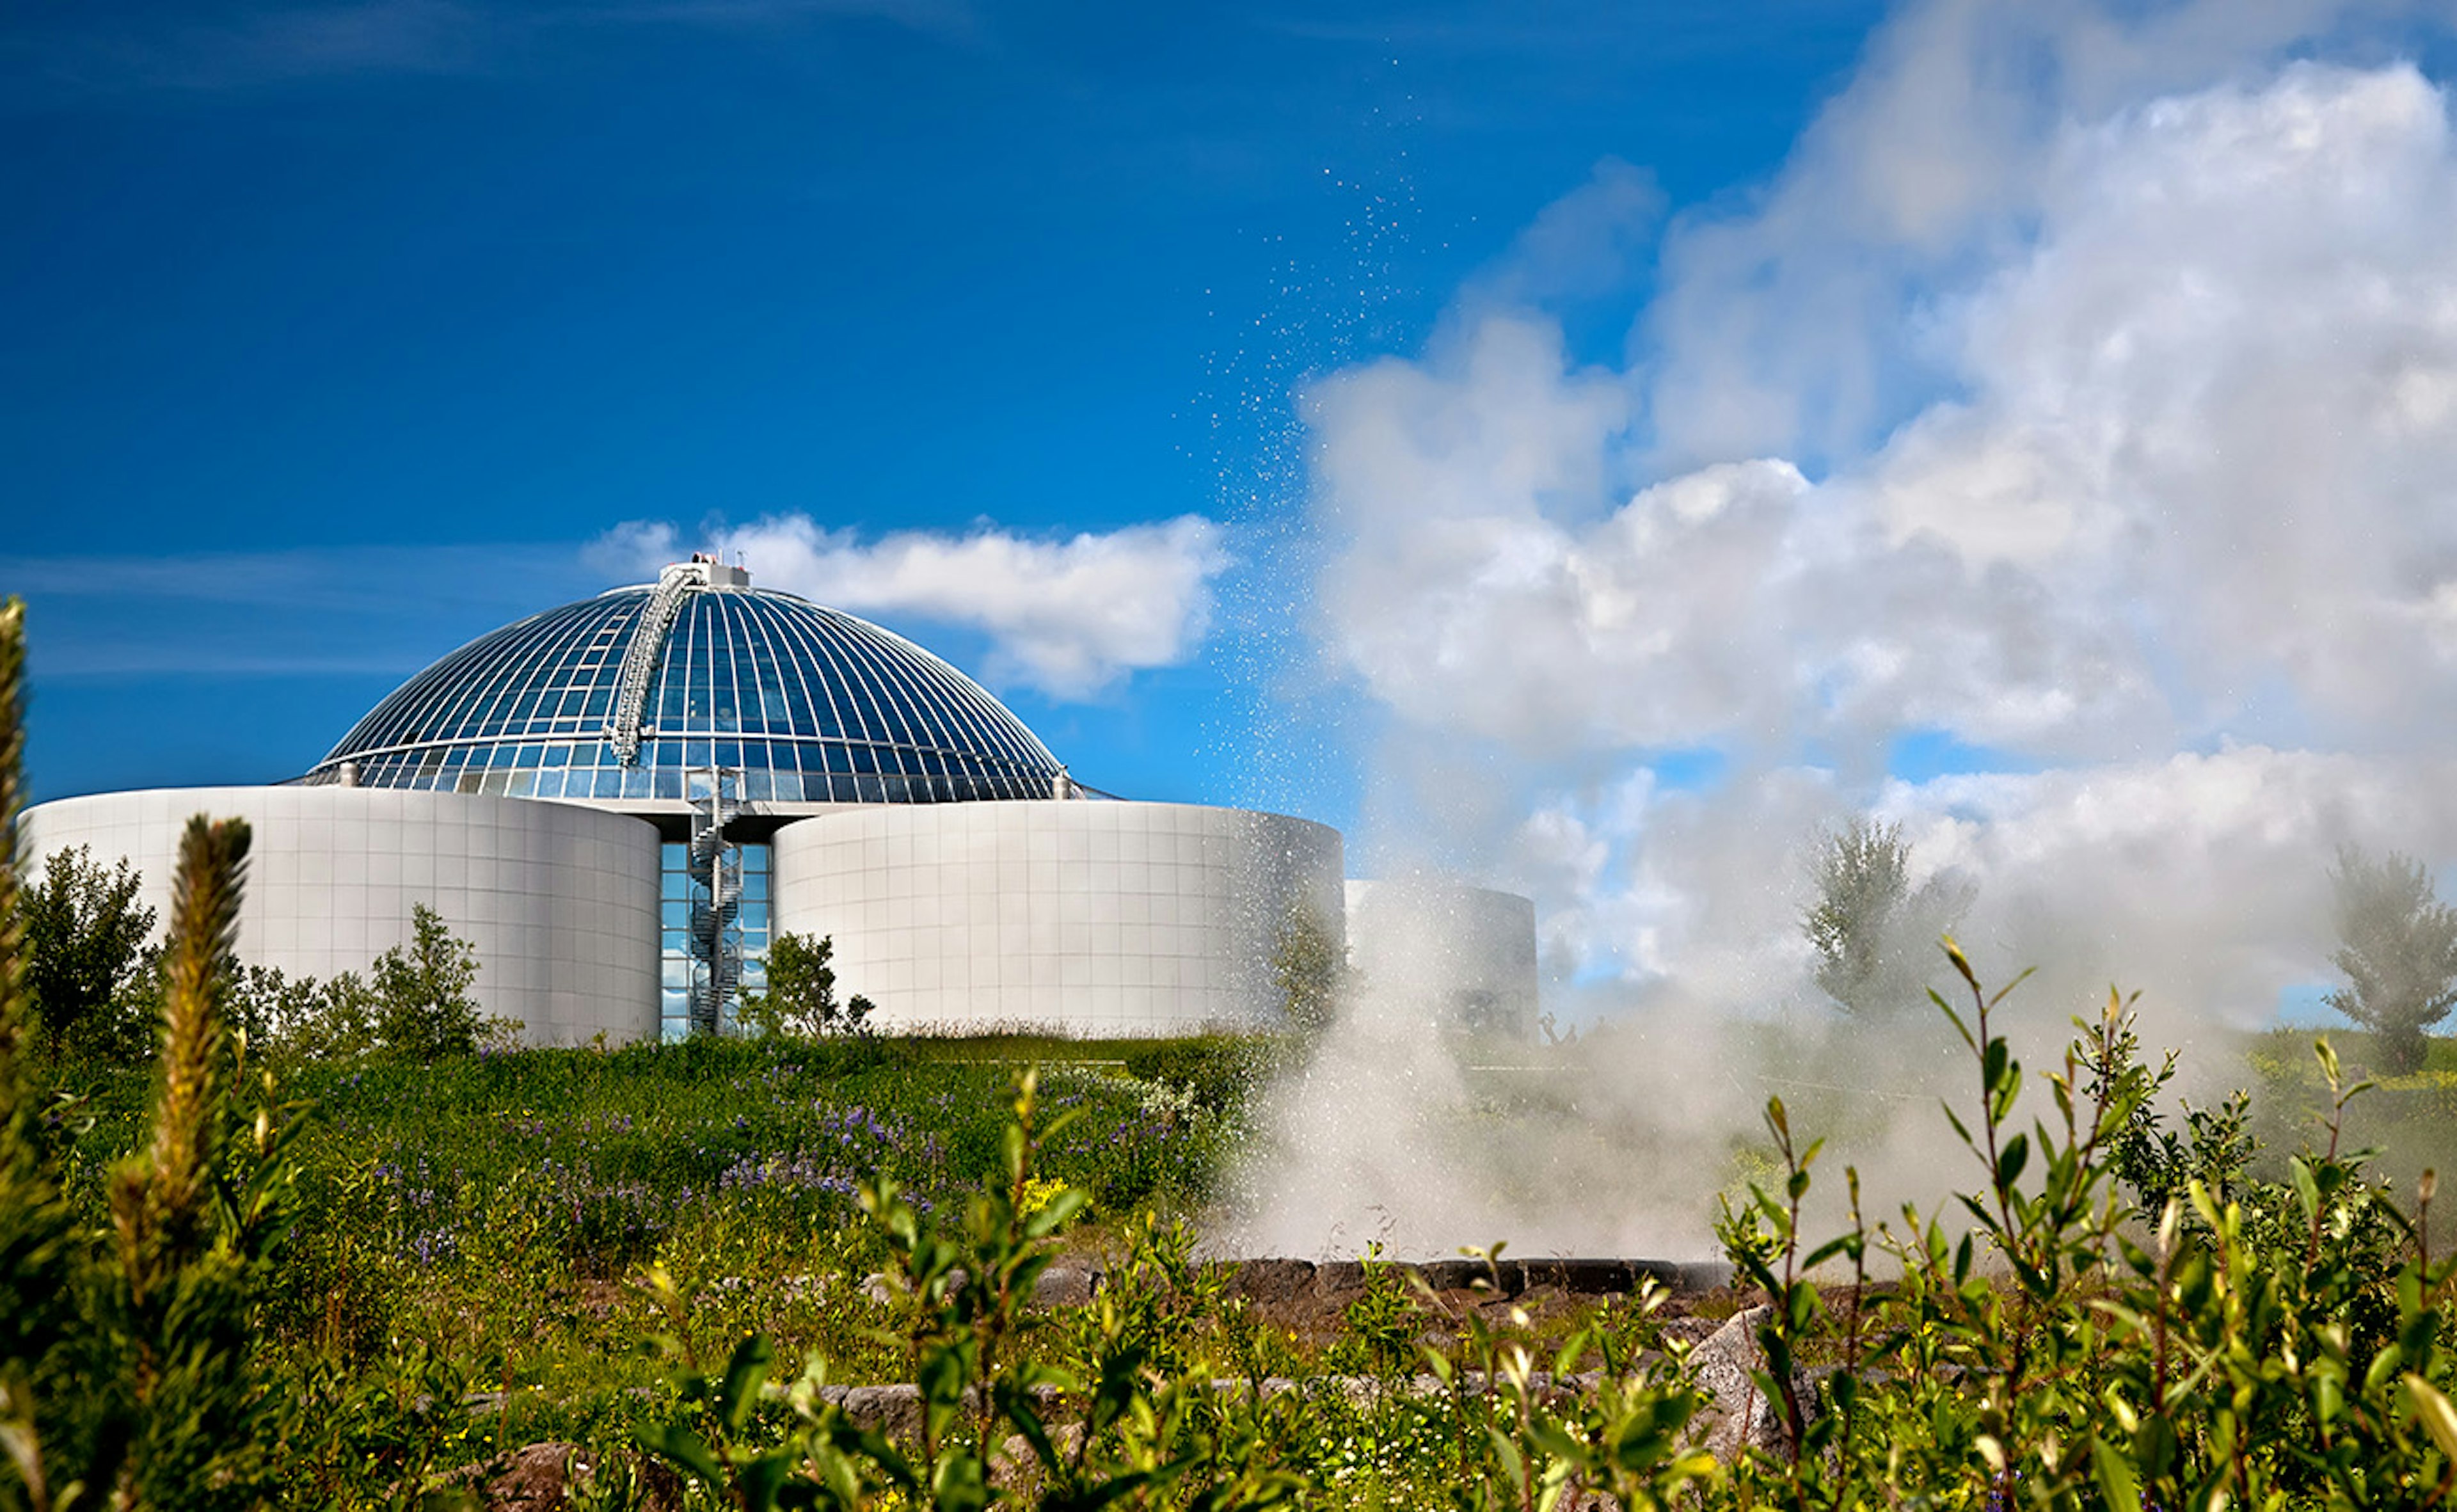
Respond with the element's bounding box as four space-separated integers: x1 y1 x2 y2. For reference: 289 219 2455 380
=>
312 561 1063 804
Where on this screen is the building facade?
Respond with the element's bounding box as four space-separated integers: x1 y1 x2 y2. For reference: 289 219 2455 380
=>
22 559 1519 1042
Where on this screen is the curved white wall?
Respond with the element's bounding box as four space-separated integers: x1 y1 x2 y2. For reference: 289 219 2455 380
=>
774 800 1344 1035
20 788 661 1046
1344 879 1539 1037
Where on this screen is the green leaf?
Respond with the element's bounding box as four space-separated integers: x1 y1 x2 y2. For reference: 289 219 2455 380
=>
1996 1131 2030 1190
917 1345 966 1408
736 1452 794 1512
2093 1437 2143 1512
2365 1344 2406 1397
2312 1371 2344 1428
2134 1413 2177 1479
1023 1188 1089 1239
2408 1375 2457 1461
719 1334 776 1429
2291 1158 2321 1222
638 1423 725 1486
1525 1416 1586 1462
1484 1425 1528 1492
1934 990 1977 1051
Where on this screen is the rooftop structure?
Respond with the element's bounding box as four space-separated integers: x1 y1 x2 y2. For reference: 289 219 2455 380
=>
310 555 1064 804
24 559 1536 1044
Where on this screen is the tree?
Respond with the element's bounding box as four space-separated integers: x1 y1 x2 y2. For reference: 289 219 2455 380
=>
1802 816 1973 1017
230 962 382 1062
2324 843 2457 1076
738 932 875 1038
21 845 159 1062
370 903 488 1060
1271 902 1349 1036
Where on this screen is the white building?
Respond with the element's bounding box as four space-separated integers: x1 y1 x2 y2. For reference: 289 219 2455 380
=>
23 559 1525 1043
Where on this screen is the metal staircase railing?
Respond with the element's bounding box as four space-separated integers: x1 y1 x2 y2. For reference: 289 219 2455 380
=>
685 770 743 1035
607 562 699 766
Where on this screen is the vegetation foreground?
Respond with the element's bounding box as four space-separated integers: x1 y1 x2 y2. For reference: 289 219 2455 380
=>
13 608 2457 1509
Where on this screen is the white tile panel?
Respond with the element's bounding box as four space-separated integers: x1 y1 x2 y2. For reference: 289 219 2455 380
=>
22 787 661 1046
774 799 1342 1036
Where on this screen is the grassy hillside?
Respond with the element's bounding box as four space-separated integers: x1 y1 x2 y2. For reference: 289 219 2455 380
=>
49 1035 1265 1416
33 1012 2457 1508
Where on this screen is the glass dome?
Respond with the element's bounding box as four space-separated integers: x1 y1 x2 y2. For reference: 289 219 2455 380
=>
310 562 1064 804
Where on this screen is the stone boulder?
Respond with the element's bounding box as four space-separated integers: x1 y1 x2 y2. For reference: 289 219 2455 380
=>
1222 1257 1316 1305
1684 1306 1818 1464
1033 1262 1101 1306
454 1441 681 1511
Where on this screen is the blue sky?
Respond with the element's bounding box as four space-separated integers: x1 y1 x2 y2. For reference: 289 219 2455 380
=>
17 0 2457 1026
3 0 1876 811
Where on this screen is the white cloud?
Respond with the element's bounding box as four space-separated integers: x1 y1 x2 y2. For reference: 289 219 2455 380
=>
1638 0 2429 472
1296 8 2457 1031
1311 56 2457 763
1263 0 2457 1257
595 515 1230 699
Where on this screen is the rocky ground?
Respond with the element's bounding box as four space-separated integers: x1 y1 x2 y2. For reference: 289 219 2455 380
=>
450 1257 1767 1508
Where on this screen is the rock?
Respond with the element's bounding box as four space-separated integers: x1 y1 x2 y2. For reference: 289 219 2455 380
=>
1223 1257 1316 1304
1418 1258 1510 1294
1311 1260 1367 1298
1634 1258 1734 1293
838 1383 926 1439
1520 1259 1638 1295
1684 1306 1817 1463
859 1267 970 1307
1033 1262 1100 1306
992 1422 1085 1491
454 1440 681 1511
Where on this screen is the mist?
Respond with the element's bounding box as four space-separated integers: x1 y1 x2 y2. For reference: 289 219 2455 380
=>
1230 0 2457 1259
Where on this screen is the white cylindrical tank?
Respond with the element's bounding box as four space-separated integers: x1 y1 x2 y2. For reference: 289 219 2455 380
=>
1343 878 1539 1037
20 786 662 1046
772 800 1344 1035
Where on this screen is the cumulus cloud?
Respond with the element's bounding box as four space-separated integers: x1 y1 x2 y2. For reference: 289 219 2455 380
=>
594 515 1230 699
1310 54 2457 770
1247 0 2457 1254
1639 0 2435 472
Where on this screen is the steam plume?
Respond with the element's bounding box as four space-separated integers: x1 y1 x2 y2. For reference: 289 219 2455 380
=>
1239 3 2457 1257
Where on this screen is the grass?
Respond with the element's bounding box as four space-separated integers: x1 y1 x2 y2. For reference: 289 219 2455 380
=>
36 1005 2457 1508
47 1034 1256 1417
